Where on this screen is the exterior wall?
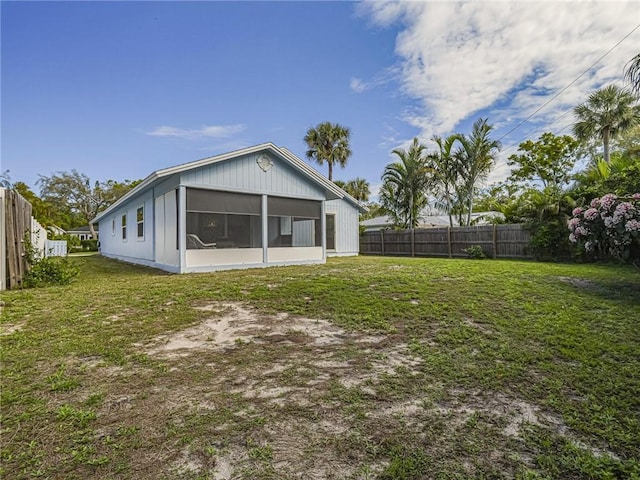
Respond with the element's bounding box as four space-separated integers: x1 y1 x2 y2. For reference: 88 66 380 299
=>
186 248 263 267
154 189 179 268
268 247 323 263
96 148 361 273
181 152 326 200
98 190 154 263
325 199 360 256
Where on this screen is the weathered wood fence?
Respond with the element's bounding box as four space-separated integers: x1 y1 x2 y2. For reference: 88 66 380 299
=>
1 188 33 289
360 224 532 259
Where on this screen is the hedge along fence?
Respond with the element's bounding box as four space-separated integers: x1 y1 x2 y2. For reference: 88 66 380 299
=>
360 224 533 259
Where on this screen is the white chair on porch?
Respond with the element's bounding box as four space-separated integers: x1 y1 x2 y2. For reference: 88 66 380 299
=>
186 234 216 249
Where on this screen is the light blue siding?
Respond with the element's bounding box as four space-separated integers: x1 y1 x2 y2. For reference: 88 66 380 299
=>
97 146 361 272
325 199 360 256
181 152 326 200
97 190 154 262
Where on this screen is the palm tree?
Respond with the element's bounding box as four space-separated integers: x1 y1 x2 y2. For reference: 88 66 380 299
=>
427 134 463 227
456 118 501 226
343 177 370 203
304 122 352 181
381 138 431 228
573 85 640 164
624 53 640 95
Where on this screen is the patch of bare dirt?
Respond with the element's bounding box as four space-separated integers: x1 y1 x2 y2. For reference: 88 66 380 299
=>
0 322 25 335
146 303 349 357
557 276 601 290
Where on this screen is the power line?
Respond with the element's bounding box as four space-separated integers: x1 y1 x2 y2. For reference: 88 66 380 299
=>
497 23 640 144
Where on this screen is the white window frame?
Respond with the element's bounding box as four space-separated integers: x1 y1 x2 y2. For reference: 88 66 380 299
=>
121 214 127 242
136 206 144 240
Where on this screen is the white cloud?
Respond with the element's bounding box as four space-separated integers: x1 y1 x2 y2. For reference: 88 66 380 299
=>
360 1 640 182
146 124 245 139
350 77 370 93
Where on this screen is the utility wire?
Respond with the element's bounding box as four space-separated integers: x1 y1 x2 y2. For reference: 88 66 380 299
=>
497 23 640 144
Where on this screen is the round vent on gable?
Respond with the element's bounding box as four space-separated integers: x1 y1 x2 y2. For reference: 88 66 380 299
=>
257 155 273 172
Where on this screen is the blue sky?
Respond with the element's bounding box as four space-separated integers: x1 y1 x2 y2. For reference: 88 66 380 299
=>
2 1 638 198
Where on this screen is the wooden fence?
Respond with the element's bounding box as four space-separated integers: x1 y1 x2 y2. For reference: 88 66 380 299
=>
1 188 33 289
360 224 532 259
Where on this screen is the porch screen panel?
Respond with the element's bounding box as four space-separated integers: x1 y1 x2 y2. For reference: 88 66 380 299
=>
186 188 262 249
267 196 322 247
187 189 261 214
267 197 321 218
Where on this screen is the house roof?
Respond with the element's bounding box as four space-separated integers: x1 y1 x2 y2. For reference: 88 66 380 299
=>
361 211 505 230
360 215 450 229
67 225 91 233
93 143 366 223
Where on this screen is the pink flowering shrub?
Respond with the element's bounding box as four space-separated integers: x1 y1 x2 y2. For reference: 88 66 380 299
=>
568 193 640 263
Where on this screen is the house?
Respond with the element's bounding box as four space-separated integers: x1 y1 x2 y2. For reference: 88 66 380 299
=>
92 143 365 273
361 214 450 232
66 225 96 241
361 211 505 232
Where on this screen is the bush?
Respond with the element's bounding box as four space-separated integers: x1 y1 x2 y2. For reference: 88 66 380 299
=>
528 218 573 261
23 234 79 288
24 257 79 288
462 245 486 259
568 193 640 265
80 239 99 251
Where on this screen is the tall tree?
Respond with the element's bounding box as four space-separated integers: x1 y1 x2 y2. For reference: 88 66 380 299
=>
456 118 501 226
381 138 431 228
573 85 640 164
343 177 370 203
624 53 640 95
38 170 140 239
427 134 463 227
507 133 579 190
304 122 352 181
507 132 579 217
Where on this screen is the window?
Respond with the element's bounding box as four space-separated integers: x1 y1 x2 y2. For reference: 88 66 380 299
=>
326 214 336 250
121 214 127 240
185 188 262 249
112 219 116 236
136 206 144 239
268 197 322 247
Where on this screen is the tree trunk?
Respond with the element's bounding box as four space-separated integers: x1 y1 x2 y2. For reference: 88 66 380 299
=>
466 186 473 226
603 128 610 164
445 189 453 227
89 223 97 240
328 162 333 181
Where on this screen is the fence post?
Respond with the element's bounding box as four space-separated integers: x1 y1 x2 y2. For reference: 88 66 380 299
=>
493 224 497 259
411 228 415 257
447 227 452 258
380 229 385 256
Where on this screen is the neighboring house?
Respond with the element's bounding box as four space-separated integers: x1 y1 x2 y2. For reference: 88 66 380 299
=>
92 143 365 273
361 211 505 232
66 225 95 241
361 215 449 232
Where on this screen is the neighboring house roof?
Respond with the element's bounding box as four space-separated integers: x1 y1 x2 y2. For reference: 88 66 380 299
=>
93 143 366 224
361 212 505 230
361 215 450 230
67 225 92 233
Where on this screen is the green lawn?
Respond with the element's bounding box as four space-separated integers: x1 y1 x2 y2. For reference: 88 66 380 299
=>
1 255 639 479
